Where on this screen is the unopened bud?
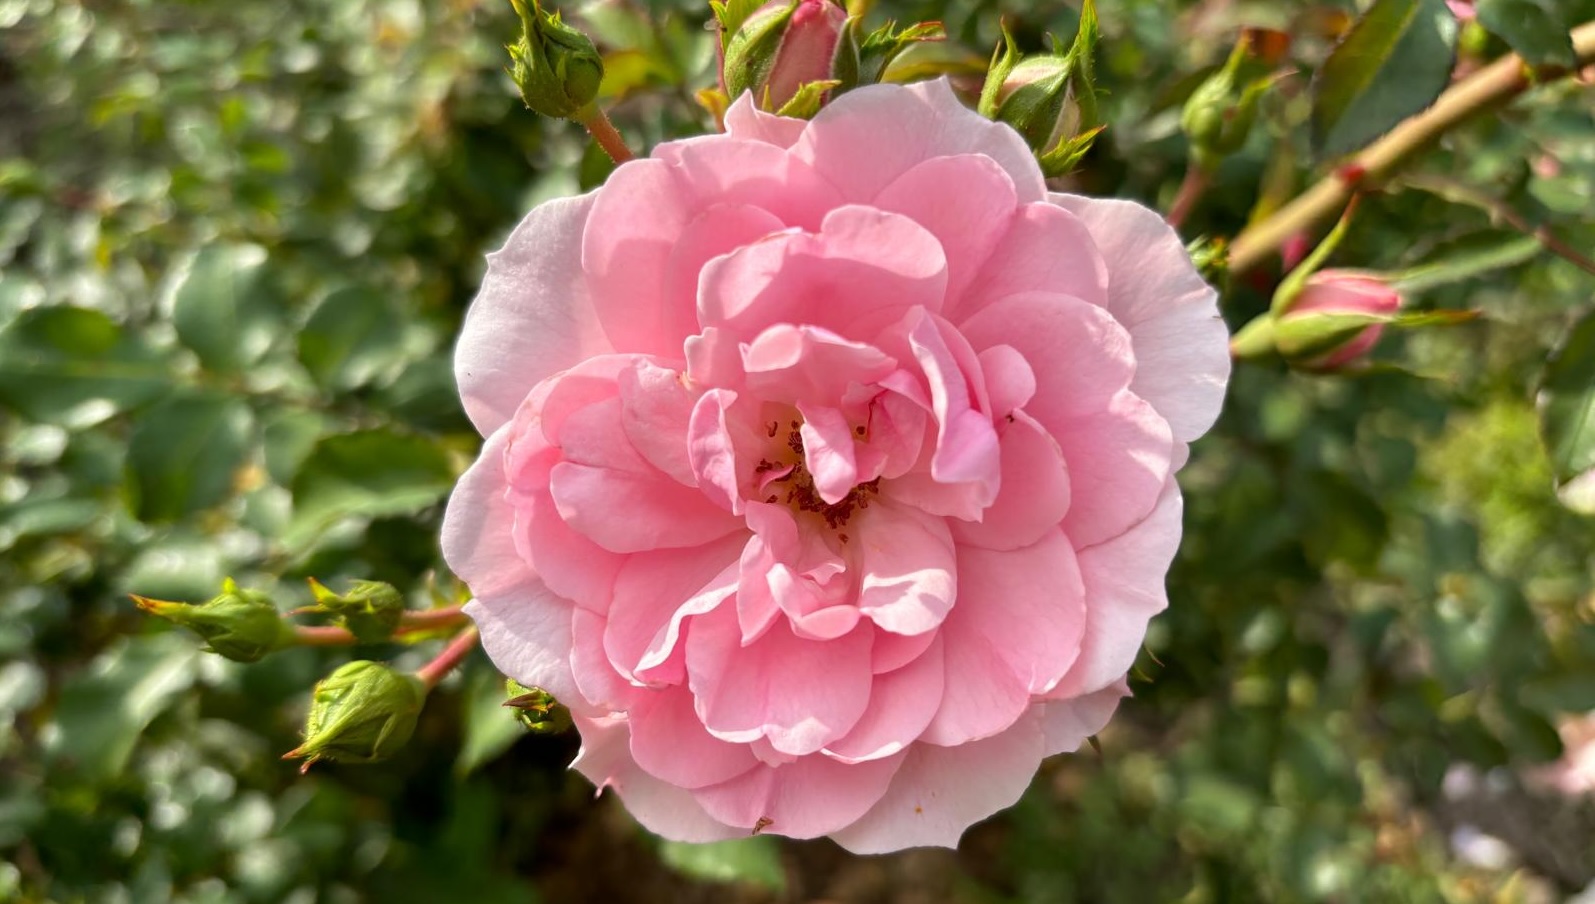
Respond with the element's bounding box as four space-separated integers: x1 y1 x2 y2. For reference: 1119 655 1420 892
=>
507 0 604 119
283 661 427 770
722 0 856 114
503 680 573 735
304 578 405 643
979 4 1101 175
1181 28 1290 169
133 578 291 663
1276 270 1402 370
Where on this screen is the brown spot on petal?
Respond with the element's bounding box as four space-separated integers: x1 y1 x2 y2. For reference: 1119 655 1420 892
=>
752 816 774 835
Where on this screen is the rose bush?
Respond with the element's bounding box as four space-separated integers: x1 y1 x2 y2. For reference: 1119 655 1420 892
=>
442 79 1230 852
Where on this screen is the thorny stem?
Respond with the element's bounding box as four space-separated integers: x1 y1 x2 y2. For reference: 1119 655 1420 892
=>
1229 19 1595 275
416 626 481 690
579 105 635 164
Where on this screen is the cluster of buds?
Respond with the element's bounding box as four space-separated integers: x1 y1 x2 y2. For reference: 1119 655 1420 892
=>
1180 28 1291 170
711 0 944 118
978 2 1103 177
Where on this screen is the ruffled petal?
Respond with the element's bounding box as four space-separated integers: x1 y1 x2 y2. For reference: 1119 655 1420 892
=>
950 200 1109 322
1054 390 1174 549
723 92 807 148
1037 678 1129 757
824 636 945 763
628 687 761 789
692 750 905 839
855 499 957 635
1052 194 1229 444
831 712 1045 853
466 585 588 717
457 193 612 435
571 713 743 843
949 410 1070 552
793 79 1046 204
873 154 1019 304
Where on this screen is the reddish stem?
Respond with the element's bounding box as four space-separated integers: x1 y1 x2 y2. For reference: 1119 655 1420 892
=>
580 106 635 164
1166 163 1212 231
293 625 359 646
416 626 481 690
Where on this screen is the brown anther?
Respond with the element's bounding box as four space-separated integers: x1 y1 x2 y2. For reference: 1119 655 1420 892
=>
766 420 779 438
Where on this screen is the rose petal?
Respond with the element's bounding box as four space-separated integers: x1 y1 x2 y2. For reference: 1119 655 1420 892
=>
1038 678 1130 757
951 200 1109 322
855 499 957 635
1054 390 1174 549
922 530 1086 745
794 80 1046 204
949 410 1071 552
549 461 743 554
831 712 1046 853
824 636 945 763
628 687 761 789
442 428 532 599
723 92 808 148
603 536 745 683
571 713 743 843
688 605 874 756
873 154 1019 304
692 750 905 839
466 585 589 717
1052 193 1229 443
457 193 613 435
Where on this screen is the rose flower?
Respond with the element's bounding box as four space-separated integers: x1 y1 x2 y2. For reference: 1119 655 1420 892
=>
443 80 1230 852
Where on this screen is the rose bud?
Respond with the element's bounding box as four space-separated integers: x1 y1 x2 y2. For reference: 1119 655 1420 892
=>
282 660 427 771
722 0 856 114
507 0 604 120
978 3 1102 175
1180 28 1290 169
1276 270 1402 370
132 578 291 663
302 578 405 643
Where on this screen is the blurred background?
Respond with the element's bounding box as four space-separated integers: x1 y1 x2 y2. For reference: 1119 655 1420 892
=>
3 0 1595 900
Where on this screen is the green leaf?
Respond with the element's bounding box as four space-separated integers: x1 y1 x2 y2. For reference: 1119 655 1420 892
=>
297 286 407 392
657 837 786 892
171 243 279 373
1475 0 1575 68
125 392 255 523
455 665 525 777
1310 0 1458 158
1539 310 1595 486
1385 231 1543 295
287 428 455 548
0 306 170 423
44 635 198 782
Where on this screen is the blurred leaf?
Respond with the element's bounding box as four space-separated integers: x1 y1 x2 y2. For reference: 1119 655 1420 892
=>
125 392 254 522
1310 0 1459 158
262 409 332 486
1538 310 1595 487
0 306 169 423
171 243 279 374
287 428 455 547
1386 231 1542 295
1475 0 1575 68
45 635 198 782
658 837 786 892
297 286 406 392
455 665 524 777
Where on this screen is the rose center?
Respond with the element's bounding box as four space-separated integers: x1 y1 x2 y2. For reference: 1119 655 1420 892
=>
754 420 878 532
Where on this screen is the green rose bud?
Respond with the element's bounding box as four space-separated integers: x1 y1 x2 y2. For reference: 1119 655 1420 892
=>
507 0 604 120
133 578 292 663
283 661 427 771
303 578 405 643
978 3 1103 177
1180 28 1290 169
503 680 573 735
721 0 856 115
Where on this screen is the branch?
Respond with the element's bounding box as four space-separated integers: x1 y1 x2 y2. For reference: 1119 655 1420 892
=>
1229 19 1595 275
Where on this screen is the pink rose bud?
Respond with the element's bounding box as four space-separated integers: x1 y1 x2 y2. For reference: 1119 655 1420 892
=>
1446 0 1476 22
723 0 855 114
1280 269 1401 370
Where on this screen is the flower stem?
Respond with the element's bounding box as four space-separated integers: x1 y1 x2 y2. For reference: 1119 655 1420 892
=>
292 625 360 647
579 105 635 164
416 626 481 690
398 606 468 632
1229 18 1595 276
1166 163 1212 230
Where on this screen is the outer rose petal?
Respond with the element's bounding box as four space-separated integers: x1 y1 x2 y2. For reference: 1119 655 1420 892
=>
831 712 1046 853
692 749 905 839
824 636 946 763
1038 678 1130 757
628 688 760 789
723 92 807 148
1052 193 1230 444
572 713 743 843
465 587 588 718
1053 391 1174 549
951 201 1109 321
442 428 530 599
873 154 1019 304
1051 477 1184 699
457 193 613 435
793 80 1046 204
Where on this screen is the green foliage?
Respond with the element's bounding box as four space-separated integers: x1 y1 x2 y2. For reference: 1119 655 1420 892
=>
3 0 1595 901
1311 0 1459 158
1476 0 1577 68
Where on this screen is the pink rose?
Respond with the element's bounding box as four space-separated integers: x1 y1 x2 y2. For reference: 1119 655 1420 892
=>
443 80 1229 852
